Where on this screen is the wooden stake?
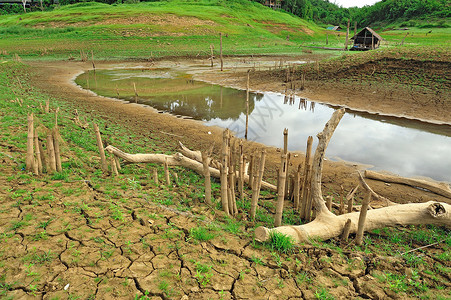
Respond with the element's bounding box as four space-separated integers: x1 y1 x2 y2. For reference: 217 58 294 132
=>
355 192 372 245
93 123 108 173
111 156 118 176
347 185 359 213
275 152 288 227
300 136 313 218
341 219 352 242
219 33 223 72
133 82 138 103
293 164 301 210
220 129 230 215
38 139 48 172
53 127 62 172
26 114 34 172
245 70 250 140
248 154 255 189
326 33 329 45
47 130 57 173
326 195 332 212
238 141 244 199
34 130 42 175
164 157 171 186
91 50 95 73
54 107 59 128
250 149 266 219
153 168 159 185
220 163 229 215
209 44 214 67
202 151 212 205
114 156 121 171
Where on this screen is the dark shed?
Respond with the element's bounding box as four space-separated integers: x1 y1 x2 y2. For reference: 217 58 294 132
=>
350 27 383 51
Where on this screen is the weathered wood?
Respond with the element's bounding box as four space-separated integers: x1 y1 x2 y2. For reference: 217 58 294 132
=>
38 139 48 172
202 151 212 205
248 154 255 190
341 219 352 242
93 123 108 173
275 152 288 227
293 164 301 210
153 168 159 185
164 158 171 186
301 136 313 218
53 127 62 172
111 156 118 176
238 141 244 199
365 170 451 199
245 70 250 140
46 131 57 173
250 149 266 219
26 114 34 172
219 33 223 71
346 185 359 213
355 192 372 245
34 130 42 175
326 195 332 212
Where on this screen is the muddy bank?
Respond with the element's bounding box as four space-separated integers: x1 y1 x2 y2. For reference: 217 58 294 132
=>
27 58 450 205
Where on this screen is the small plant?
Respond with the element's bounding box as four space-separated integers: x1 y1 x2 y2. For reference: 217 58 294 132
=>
194 262 213 287
314 286 335 300
250 255 265 266
189 226 215 242
267 231 295 254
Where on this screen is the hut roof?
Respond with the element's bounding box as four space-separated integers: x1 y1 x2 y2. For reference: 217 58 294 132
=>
351 27 383 41
327 26 342 31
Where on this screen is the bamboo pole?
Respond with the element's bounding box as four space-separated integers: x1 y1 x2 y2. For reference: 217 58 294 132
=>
93 123 108 173
238 141 244 199
293 164 301 210
219 33 223 72
220 129 230 215
202 151 212 205
355 192 372 245
38 139 48 172
26 114 34 172
53 127 62 172
34 130 42 175
248 154 255 189
46 130 56 173
54 107 59 128
250 149 266 219
209 44 214 68
300 136 313 217
275 152 288 227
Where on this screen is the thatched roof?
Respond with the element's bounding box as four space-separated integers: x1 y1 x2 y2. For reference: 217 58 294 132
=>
351 27 383 41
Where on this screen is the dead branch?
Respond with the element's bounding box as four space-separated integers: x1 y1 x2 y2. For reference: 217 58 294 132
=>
365 170 451 200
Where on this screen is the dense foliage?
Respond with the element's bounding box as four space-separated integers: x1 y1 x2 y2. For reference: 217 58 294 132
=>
1 0 450 28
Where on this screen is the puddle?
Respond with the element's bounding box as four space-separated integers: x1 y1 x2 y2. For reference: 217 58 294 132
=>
75 68 451 182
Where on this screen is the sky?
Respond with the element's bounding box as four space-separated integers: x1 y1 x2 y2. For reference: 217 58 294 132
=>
330 0 381 8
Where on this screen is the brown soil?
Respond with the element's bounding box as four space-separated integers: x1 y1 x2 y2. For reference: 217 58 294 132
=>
1 56 449 299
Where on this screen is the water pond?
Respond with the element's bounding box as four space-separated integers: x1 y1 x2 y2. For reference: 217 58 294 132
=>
75 68 451 182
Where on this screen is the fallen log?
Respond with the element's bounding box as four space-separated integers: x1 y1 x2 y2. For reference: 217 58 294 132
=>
255 108 451 243
365 170 451 200
105 145 277 192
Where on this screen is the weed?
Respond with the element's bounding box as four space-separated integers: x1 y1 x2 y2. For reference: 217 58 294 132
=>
189 226 215 242
250 255 265 266
194 262 213 287
314 286 335 300
267 231 295 254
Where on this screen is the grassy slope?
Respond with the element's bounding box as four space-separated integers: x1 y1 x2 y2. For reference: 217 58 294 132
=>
0 0 324 60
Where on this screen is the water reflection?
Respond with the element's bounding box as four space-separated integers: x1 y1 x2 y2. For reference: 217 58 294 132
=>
76 69 451 182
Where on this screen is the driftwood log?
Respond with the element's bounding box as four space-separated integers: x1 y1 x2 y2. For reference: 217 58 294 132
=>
365 170 451 200
255 108 451 243
105 145 278 192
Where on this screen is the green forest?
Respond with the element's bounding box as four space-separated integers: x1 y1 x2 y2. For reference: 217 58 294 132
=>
1 0 450 28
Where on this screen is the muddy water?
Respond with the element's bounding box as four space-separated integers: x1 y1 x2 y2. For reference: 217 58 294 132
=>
75 69 451 182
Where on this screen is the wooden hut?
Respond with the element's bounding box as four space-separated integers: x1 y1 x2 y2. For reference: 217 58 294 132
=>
350 27 383 51
326 26 342 31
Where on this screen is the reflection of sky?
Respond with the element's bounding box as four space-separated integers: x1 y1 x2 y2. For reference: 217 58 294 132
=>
205 93 451 182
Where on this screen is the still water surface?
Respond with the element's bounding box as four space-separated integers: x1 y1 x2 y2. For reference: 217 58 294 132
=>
75 68 451 182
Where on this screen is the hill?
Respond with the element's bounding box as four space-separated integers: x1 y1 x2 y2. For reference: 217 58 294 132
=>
0 0 324 60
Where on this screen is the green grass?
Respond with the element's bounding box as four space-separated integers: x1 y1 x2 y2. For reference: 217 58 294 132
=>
0 0 325 60
267 231 295 254
189 226 216 242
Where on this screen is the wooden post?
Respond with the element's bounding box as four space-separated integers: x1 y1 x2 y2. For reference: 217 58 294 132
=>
238 141 244 199
341 219 352 242
344 19 350 51
111 157 118 176
53 127 62 172
45 99 49 114
54 107 59 128
275 152 288 227
91 50 95 73
202 151 212 205
114 156 121 171
26 114 34 172
38 139 48 172
371 34 374 50
46 131 57 173
116 84 119 98
133 82 138 103
250 149 266 219
356 192 372 245
245 70 250 140
248 154 255 189
347 185 359 213
93 123 108 173
219 33 223 72
326 195 332 212
293 164 301 210
401 33 408 46
220 129 230 215
300 136 313 218
209 44 214 68
301 71 305 91
153 168 159 185
326 33 328 45
164 158 171 186
34 130 42 175
354 22 357 38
